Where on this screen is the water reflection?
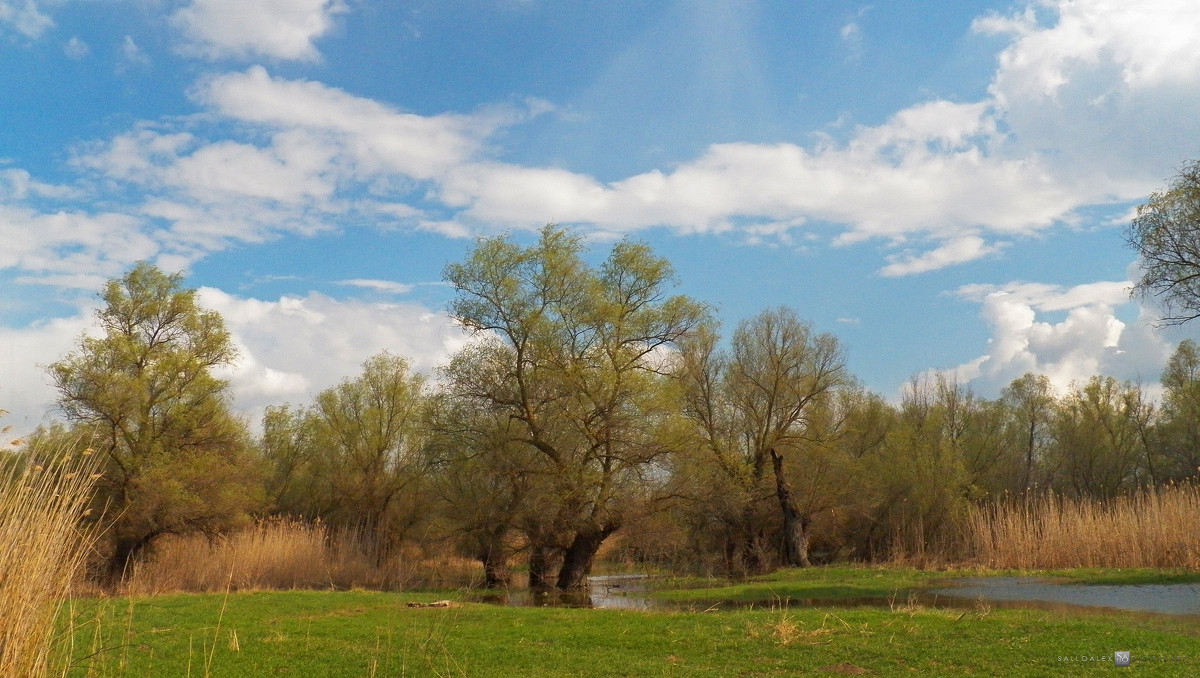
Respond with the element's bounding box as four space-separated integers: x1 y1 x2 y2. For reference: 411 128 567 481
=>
932 577 1200 617
467 574 659 609
468 573 1200 618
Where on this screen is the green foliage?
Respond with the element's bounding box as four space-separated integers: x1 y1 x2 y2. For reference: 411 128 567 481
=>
48 262 261 579
1128 159 1200 325
259 352 429 557
442 225 707 588
1047 376 1155 499
999 373 1055 492
1158 339 1200 480
679 307 849 571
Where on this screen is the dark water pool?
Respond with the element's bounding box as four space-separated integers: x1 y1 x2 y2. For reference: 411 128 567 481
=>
467 574 660 610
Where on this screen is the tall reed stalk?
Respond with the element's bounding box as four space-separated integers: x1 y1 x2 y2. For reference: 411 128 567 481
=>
124 519 482 594
0 443 101 677
969 484 1200 569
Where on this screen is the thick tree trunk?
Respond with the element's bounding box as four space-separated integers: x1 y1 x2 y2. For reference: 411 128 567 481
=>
108 532 155 584
555 523 618 590
740 506 769 575
770 449 811 568
479 542 511 589
528 543 556 590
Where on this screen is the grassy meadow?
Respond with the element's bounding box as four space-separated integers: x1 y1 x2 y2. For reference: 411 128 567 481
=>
9 460 1200 676
58 581 1200 677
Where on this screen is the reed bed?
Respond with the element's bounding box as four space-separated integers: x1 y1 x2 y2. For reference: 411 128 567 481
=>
969 484 1200 569
123 519 483 594
0 444 101 677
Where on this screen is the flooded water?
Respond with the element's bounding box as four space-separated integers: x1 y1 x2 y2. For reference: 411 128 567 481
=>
931 577 1200 617
468 573 1200 618
466 574 659 610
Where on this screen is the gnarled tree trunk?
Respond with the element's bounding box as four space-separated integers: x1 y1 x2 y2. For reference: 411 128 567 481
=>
770 448 811 567
528 543 557 589
555 522 619 590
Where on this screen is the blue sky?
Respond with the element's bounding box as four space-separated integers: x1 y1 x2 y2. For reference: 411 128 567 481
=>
3 0 1200 435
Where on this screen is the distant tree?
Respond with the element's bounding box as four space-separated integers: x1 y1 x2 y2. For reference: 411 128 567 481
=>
260 352 428 559
312 352 427 553
1157 339 1200 481
1048 376 1154 499
259 403 320 516
1127 160 1200 325
999 373 1056 493
867 374 974 560
681 308 847 570
49 263 261 581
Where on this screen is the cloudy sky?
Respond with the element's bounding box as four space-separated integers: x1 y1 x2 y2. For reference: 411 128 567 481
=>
3 0 1200 435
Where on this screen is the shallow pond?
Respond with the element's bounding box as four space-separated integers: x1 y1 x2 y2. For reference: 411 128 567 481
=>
468 574 660 610
930 577 1200 617
471 573 1200 618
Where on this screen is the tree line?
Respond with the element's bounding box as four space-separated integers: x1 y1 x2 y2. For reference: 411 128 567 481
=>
17 185 1200 589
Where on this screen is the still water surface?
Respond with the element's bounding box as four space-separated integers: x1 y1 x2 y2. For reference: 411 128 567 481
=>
473 574 1200 618
930 577 1200 616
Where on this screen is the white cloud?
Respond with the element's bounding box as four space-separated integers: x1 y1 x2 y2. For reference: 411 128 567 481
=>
194 66 499 180
839 6 871 62
948 278 1173 393
976 0 1200 191
0 0 52 39
197 287 469 424
881 236 1004 277
120 35 150 69
11 0 1200 285
338 279 414 295
0 287 470 439
0 204 158 280
64 36 89 59
172 0 347 61
71 123 347 261
0 313 93 437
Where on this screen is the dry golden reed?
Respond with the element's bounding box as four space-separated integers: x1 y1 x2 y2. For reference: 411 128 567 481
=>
0 444 101 677
968 484 1200 569
123 519 483 594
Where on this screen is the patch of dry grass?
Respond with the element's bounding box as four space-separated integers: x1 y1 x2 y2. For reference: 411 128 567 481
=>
969 484 1200 569
0 440 100 677
123 519 483 594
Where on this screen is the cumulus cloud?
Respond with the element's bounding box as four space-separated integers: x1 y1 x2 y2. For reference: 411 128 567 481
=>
7 0 1200 290
0 288 469 439
975 0 1200 191
172 0 347 61
0 0 52 39
948 278 1173 393
197 288 469 425
0 313 93 436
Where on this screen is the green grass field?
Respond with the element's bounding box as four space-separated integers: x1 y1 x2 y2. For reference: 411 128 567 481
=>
647 565 1200 604
58 567 1200 677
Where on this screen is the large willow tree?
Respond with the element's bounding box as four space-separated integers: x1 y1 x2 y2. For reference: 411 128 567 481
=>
50 263 260 580
442 225 706 589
